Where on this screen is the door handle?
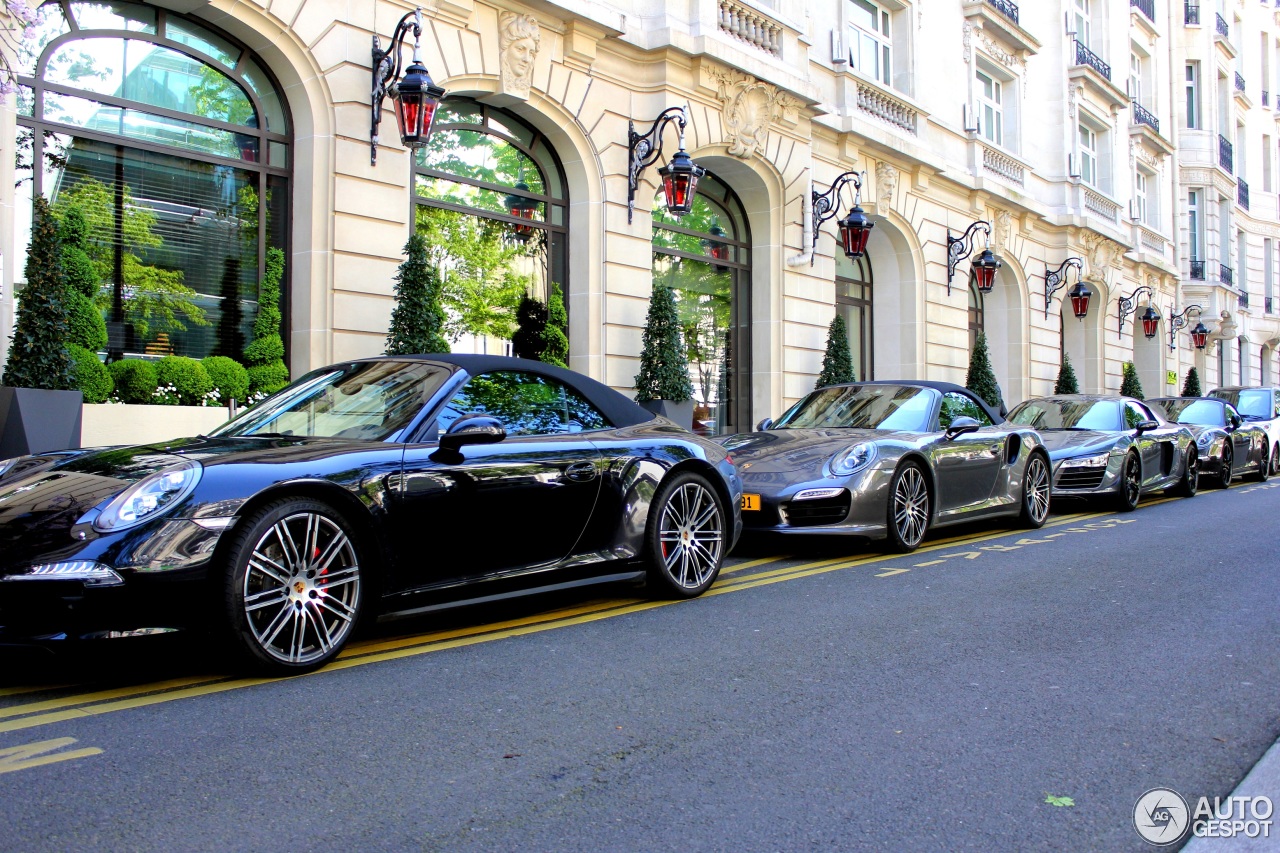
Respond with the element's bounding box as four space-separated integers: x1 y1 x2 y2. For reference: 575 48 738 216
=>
564 462 598 482
988 443 1003 455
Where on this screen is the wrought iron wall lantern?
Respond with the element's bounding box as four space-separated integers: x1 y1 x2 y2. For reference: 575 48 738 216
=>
701 219 730 272
1044 257 1092 319
504 182 538 242
809 171 874 266
1117 285 1160 339
371 7 446 166
947 221 1001 295
628 106 705 223
1167 304 1208 351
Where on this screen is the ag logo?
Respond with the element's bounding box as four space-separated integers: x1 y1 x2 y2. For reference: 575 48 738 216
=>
1134 787 1190 846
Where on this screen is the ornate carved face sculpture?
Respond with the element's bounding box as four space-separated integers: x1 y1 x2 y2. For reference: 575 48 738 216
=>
499 13 541 97
505 36 536 82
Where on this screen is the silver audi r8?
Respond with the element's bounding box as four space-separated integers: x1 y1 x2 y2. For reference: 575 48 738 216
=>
1006 395 1199 510
719 381 1052 553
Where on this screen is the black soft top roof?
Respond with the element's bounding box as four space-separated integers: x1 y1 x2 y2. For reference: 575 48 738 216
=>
367 353 656 428
821 379 1005 424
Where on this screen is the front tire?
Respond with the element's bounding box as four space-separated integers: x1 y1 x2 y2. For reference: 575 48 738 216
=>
887 461 930 553
1172 450 1199 498
1216 446 1233 489
220 498 364 675
645 472 726 598
1255 441 1271 482
1115 452 1141 512
1019 452 1051 528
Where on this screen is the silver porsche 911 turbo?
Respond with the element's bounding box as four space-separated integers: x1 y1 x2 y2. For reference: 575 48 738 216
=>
1005 395 1199 510
719 381 1052 553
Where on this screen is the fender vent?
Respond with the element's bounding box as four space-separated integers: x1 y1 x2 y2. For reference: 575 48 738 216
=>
1005 435 1021 465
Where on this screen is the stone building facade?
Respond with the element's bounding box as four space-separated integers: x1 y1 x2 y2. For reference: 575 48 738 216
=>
1 0 1277 427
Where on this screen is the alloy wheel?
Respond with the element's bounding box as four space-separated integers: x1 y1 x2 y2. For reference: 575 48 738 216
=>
1022 454 1051 526
242 511 361 666
1218 447 1233 489
657 480 724 591
1117 454 1141 511
892 465 930 549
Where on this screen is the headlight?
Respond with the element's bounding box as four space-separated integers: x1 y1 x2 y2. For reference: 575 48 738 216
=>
1196 432 1212 447
1060 452 1110 468
830 442 877 476
92 459 202 532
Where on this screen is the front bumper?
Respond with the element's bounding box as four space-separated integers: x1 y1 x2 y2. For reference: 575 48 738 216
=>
738 465 893 538
1050 453 1122 495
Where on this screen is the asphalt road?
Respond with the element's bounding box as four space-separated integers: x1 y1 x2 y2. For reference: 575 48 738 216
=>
0 481 1278 851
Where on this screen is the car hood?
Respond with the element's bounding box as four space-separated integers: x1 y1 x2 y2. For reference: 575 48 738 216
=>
723 428 913 480
1036 430 1120 459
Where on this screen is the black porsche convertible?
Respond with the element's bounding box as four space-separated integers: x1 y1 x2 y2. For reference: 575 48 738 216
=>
0 355 742 673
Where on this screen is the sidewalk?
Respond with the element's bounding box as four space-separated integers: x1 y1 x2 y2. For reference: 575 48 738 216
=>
1181 735 1280 851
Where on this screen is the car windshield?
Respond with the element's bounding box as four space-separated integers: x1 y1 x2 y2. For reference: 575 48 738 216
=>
212 360 451 440
772 385 936 431
1008 399 1122 431
1152 398 1224 427
1211 389 1273 419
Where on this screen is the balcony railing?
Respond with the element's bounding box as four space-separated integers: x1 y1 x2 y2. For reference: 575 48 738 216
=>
987 0 1020 26
1219 134 1234 173
1131 0 1155 21
718 0 783 56
1238 291 1249 310
1239 178 1250 210
1190 260 1206 280
1236 72 1246 93
1132 102 1159 133
982 145 1025 185
1220 264 1234 286
1084 188 1120 221
1215 13 1228 37
1074 40 1111 80
1185 2 1199 24
856 80 918 135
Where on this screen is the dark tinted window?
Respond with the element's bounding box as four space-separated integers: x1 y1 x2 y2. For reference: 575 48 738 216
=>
939 392 993 429
438 371 609 437
773 385 936 431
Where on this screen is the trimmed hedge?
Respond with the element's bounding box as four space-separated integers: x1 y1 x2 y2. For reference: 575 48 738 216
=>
202 356 249 406
69 345 112 403
155 356 213 406
107 359 159 403
67 293 107 351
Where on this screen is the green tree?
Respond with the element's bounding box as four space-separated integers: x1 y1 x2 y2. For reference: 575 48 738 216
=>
61 206 108 353
634 284 693 403
966 331 1001 411
1120 361 1145 399
816 315 855 388
1054 353 1080 394
52 178 206 340
244 248 289 396
3 196 74 390
1182 366 1202 397
511 295 548 360
386 232 450 355
542 283 569 368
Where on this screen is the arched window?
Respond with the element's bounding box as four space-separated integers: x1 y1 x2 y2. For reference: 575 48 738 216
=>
15 0 291 362
651 173 751 435
835 251 873 380
412 99 568 354
968 283 985 350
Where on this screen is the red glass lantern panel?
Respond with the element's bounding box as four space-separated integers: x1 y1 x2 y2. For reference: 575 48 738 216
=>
1139 306 1160 339
1190 321 1209 350
837 206 874 259
506 182 539 241
393 60 445 149
1068 281 1092 319
658 148 706 217
971 248 1001 293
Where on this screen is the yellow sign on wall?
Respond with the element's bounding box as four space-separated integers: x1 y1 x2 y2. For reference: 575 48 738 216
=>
1167 370 1178 387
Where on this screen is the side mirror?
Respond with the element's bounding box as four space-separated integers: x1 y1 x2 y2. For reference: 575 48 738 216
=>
944 416 981 439
1229 414 1242 431
440 414 507 452
1134 419 1159 433
756 417 773 432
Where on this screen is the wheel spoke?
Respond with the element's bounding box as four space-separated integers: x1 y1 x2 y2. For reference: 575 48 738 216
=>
259 602 296 651
289 607 308 662
305 604 335 653
314 529 352 574
245 587 288 612
273 521 302 568
315 565 359 591
315 594 356 623
249 551 290 585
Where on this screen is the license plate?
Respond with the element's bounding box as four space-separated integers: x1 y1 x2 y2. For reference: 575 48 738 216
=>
741 493 760 511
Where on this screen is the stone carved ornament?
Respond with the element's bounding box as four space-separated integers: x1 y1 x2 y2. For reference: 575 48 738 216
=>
875 162 898 209
499 12 541 99
1083 231 1124 284
710 67 799 160
991 209 1012 254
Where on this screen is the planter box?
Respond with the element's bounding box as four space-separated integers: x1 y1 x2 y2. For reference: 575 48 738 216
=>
638 399 694 431
0 387 84 456
81 403 232 448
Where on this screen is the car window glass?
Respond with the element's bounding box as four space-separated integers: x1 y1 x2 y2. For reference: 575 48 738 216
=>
1123 402 1147 429
1234 390 1271 419
773 385 936 431
939 392 993 429
1009 400 1120 430
1156 398 1224 426
437 371 609 437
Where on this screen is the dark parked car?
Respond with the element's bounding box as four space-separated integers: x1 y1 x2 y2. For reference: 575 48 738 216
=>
720 381 1051 553
1148 397 1270 488
0 355 742 673
1006 395 1198 510
1208 386 1280 476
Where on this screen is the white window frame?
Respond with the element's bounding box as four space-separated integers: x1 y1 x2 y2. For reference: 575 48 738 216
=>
848 0 893 88
1134 169 1149 226
1130 53 1142 105
1079 122 1100 189
1074 0 1093 52
1185 63 1199 129
1188 190 1202 261
977 68 1004 147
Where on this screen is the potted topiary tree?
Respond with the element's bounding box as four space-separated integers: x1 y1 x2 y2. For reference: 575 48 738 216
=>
385 232 450 356
1054 353 1080 394
0 196 84 456
634 284 695 429
1182 366 1202 397
1120 361 1144 399
816 315 854 388
244 248 290 398
966 331 1005 415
